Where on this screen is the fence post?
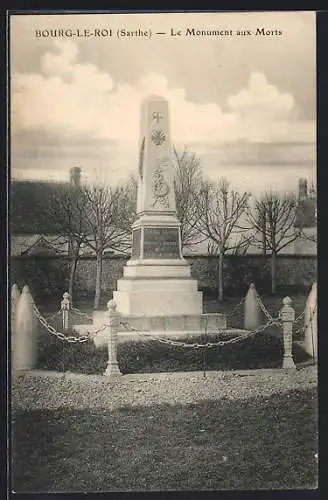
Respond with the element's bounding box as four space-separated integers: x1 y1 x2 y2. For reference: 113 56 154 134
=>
280 296 296 369
244 283 262 330
11 284 21 338
61 292 71 331
104 299 122 377
303 282 317 361
13 285 38 372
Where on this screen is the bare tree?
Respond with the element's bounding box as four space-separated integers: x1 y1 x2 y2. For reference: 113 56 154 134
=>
297 204 317 244
247 191 298 294
44 182 88 304
297 229 317 243
122 174 138 223
82 182 134 309
173 147 207 249
199 178 251 301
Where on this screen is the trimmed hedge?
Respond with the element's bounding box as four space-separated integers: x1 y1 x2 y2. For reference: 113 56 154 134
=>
36 328 311 375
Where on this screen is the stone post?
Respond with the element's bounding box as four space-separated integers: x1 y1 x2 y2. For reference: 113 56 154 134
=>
13 285 38 371
280 296 296 369
303 282 317 360
61 292 71 331
244 283 262 330
11 284 21 340
104 299 122 377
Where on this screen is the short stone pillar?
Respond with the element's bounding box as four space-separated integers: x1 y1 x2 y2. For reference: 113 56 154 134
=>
13 285 38 371
11 284 21 339
244 283 262 330
280 296 296 369
104 299 122 377
303 282 317 360
61 292 71 331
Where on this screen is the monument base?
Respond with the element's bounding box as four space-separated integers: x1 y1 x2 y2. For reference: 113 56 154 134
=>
73 311 228 348
113 258 203 316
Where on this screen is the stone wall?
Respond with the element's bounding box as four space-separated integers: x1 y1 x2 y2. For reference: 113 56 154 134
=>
187 255 317 294
76 256 128 294
11 253 317 300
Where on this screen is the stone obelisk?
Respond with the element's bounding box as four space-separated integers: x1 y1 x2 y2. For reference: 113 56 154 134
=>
113 94 203 316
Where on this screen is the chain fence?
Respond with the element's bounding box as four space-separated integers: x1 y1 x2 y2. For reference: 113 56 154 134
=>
293 303 316 337
33 293 315 351
118 316 282 349
224 296 245 320
33 304 106 343
44 309 63 322
70 307 93 322
255 292 314 339
255 293 276 323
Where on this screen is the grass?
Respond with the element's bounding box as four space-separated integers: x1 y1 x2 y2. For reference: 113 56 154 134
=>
11 386 318 492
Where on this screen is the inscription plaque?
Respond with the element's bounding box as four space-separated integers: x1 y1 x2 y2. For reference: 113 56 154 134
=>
131 229 141 259
143 227 180 259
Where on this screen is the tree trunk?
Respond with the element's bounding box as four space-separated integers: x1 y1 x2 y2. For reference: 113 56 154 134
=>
94 253 103 310
68 244 80 306
262 227 266 255
271 250 277 295
262 212 266 255
218 253 224 302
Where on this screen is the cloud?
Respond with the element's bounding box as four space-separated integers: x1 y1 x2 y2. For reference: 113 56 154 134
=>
228 72 295 118
41 40 79 76
11 40 315 149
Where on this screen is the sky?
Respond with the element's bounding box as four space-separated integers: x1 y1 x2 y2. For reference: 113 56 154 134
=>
10 11 316 196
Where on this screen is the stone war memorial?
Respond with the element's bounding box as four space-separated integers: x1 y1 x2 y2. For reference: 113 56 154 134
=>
114 95 202 314
112 94 226 334
75 95 226 339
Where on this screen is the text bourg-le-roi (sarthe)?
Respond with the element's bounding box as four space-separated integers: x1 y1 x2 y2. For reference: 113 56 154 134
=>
34 27 283 39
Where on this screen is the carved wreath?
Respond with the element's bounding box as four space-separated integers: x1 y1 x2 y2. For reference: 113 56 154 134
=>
151 165 170 208
151 129 166 146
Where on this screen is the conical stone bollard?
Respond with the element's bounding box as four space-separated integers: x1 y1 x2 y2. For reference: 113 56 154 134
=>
13 285 38 371
303 282 317 360
11 284 21 368
244 283 262 331
11 284 21 340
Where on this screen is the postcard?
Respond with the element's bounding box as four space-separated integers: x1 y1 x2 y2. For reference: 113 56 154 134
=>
9 10 317 492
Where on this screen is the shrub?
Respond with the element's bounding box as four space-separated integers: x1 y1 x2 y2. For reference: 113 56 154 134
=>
35 330 312 375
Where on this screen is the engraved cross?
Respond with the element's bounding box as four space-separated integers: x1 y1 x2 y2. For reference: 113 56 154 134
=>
152 111 163 122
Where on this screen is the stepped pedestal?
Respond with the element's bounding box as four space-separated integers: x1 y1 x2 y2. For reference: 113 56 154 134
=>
114 258 203 316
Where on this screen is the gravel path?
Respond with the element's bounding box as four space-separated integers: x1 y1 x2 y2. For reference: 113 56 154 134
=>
11 365 317 411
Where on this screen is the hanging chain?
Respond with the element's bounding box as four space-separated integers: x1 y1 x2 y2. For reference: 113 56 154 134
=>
294 302 316 336
33 304 107 343
33 291 313 349
255 294 277 323
226 296 246 318
70 307 93 322
119 317 281 349
294 308 306 325
44 308 63 322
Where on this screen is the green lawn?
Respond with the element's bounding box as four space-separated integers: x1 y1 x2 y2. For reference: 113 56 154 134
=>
11 387 318 492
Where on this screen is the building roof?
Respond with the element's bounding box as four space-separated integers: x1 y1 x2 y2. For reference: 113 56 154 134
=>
11 234 68 256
